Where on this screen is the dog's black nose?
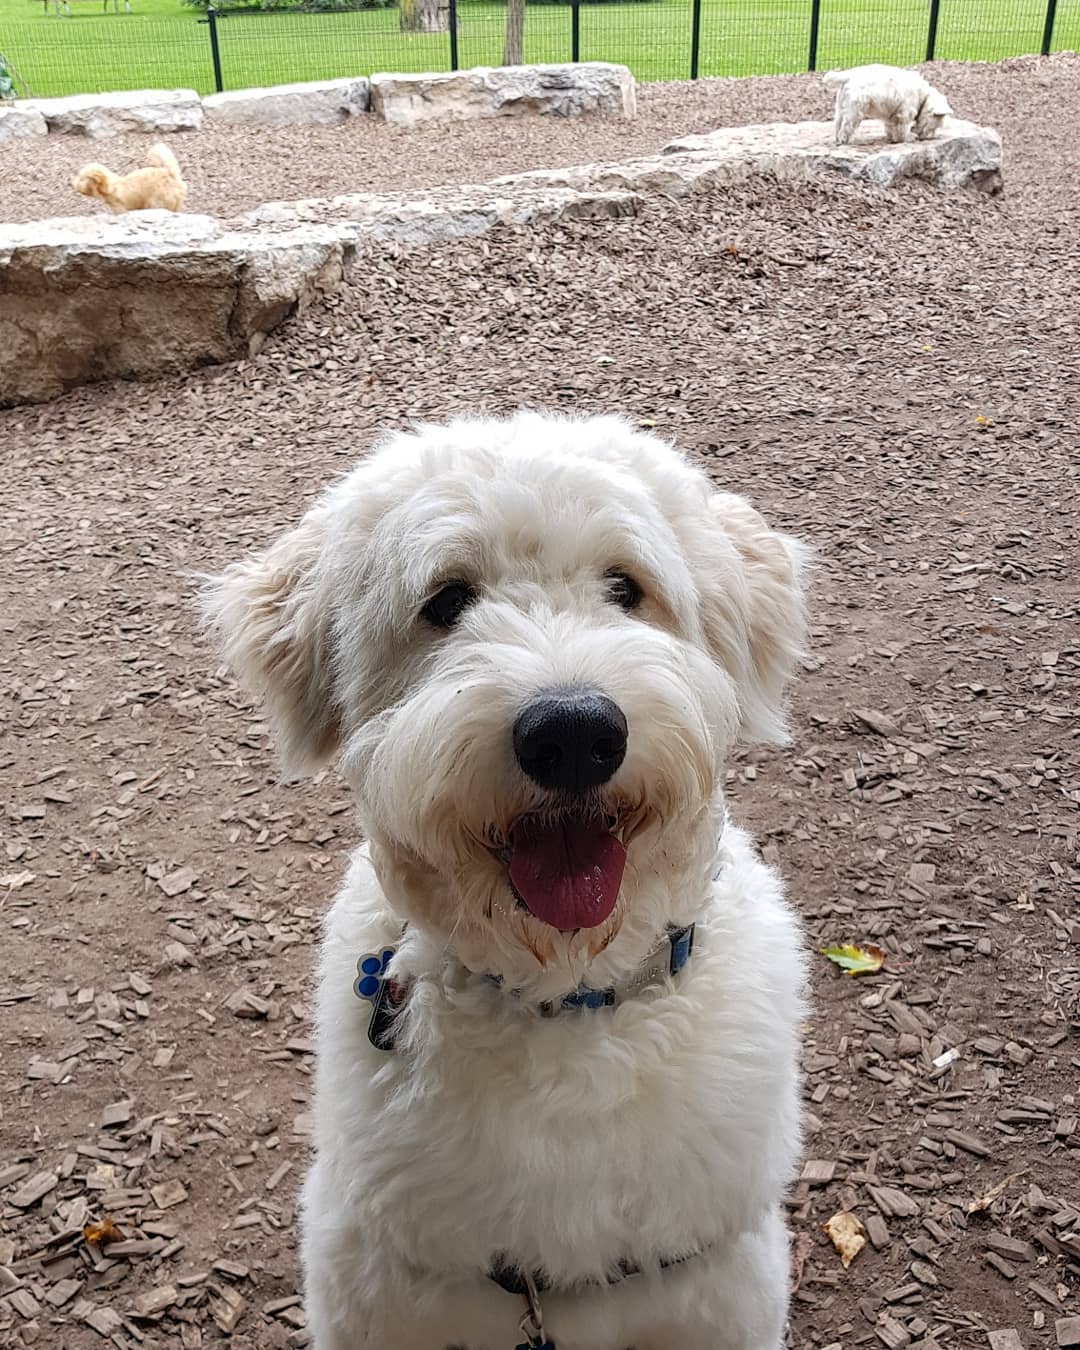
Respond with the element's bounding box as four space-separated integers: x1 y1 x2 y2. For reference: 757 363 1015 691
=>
513 691 628 793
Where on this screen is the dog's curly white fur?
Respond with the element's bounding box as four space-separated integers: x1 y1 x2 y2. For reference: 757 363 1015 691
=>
203 412 811 1350
825 64 952 145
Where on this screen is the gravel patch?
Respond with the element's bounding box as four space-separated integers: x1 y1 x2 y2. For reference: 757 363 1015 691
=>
0 52 1077 1350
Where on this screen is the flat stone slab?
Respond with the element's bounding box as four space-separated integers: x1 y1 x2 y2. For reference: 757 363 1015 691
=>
0 106 47 141
18 88 202 138
370 62 635 127
203 77 370 127
495 117 1001 197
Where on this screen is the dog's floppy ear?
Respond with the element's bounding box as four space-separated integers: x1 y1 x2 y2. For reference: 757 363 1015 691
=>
201 515 339 778
926 89 951 116
698 493 810 745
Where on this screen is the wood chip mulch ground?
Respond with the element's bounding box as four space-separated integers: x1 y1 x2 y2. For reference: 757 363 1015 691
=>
1 51 1078 1350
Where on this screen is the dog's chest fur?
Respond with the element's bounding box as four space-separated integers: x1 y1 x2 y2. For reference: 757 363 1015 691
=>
313 830 805 1288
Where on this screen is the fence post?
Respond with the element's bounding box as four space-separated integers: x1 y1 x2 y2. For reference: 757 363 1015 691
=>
203 5 224 94
807 0 821 72
448 0 458 71
689 0 702 79
1041 0 1058 55
570 0 580 63
925 0 941 62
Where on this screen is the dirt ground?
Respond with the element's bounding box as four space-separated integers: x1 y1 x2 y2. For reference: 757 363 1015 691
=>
2 52 1079 1350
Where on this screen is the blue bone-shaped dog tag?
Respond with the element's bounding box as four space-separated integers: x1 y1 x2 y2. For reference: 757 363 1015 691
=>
353 947 395 1001
354 947 408 1051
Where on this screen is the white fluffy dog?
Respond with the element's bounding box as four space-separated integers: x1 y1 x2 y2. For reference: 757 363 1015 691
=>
203 412 810 1350
825 63 952 145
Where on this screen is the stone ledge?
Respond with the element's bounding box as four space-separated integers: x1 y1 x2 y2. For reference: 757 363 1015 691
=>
492 118 1001 197
662 117 1003 193
369 62 636 127
0 106 47 141
9 63 635 138
203 77 371 127
244 182 639 244
0 184 638 406
19 89 203 138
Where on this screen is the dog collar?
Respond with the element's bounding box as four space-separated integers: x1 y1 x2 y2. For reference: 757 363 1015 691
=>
494 922 694 1016
353 923 695 1052
355 824 728 1052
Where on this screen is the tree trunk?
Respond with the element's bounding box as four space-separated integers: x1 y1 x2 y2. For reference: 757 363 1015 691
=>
399 0 447 34
502 0 525 64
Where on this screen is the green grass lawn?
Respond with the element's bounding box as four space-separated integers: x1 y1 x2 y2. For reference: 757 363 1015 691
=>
1 0 1075 99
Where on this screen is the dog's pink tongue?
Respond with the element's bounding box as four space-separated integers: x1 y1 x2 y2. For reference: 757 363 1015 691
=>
509 819 626 931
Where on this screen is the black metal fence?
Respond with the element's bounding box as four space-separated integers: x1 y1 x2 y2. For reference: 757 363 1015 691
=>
2 0 1075 102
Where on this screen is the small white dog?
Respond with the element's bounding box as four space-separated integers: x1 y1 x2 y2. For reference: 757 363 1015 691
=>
825 63 952 145
204 412 810 1350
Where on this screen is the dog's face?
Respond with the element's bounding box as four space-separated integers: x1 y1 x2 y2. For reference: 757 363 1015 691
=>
916 89 951 138
71 165 114 202
205 415 807 991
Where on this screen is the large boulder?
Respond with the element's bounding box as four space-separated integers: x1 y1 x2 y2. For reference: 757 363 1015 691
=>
369 62 636 127
0 106 47 141
203 77 371 127
0 213 349 406
661 117 1003 194
18 89 202 138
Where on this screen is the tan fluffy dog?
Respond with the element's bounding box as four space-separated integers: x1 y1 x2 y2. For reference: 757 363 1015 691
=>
72 142 187 214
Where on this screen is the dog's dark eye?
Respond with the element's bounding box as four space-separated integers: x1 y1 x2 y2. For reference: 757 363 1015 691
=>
606 571 643 612
422 581 477 630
